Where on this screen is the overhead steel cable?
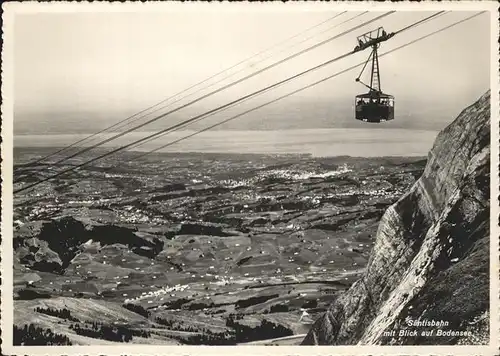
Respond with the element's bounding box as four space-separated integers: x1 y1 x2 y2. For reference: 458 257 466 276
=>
13 10 466 195
80 11 445 157
14 51 357 194
126 50 356 152
394 10 446 34
133 12 480 160
128 10 445 151
19 11 351 168
120 12 367 153
17 11 395 172
55 12 367 154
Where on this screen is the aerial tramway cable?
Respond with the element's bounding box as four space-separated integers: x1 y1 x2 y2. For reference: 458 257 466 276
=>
13 10 478 195
15 50 357 194
20 11 361 168
133 12 479 160
129 11 446 150
17 11 395 173
20 12 350 167
127 11 444 150
394 10 447 35
14 11 446 193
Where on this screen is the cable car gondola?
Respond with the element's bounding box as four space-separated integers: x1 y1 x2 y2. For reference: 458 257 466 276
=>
353 27 395 123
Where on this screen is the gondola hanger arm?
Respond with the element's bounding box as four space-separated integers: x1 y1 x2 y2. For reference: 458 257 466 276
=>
355 48 375 90
355 78 375 92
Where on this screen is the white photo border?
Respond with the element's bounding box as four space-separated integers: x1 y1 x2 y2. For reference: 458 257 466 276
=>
1 1 498 355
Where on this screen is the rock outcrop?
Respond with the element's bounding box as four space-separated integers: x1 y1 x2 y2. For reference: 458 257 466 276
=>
302 91 491 345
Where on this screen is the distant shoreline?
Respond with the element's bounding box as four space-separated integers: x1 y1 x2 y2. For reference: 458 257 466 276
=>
13 128 438 158
13 128 440 136
13 147 427 165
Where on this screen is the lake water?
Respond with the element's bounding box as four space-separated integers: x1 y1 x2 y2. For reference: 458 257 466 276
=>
14 128 438 158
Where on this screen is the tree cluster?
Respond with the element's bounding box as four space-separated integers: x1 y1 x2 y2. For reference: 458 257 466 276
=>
13 324 72 345
70 321 150 342
155 317 235 345
122 303 150 318
34 306 80 322
226 315 293 343
182 329 234 345
268 304 290 313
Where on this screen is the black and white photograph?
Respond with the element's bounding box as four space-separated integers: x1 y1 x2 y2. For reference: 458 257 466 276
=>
1 1 499 354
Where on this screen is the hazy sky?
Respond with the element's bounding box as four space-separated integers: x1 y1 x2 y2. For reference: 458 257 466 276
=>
14 9 490 134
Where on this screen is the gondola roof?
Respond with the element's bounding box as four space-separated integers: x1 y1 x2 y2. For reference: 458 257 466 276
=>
356 92 394 99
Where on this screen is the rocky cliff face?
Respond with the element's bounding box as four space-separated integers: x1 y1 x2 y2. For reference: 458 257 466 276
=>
302 91 491 345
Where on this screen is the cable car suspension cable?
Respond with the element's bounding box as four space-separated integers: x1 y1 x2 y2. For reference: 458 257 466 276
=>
19 11 376 171
395 10 447 35
13 11 482 194
16 12 395 176
20 12 353 168
354 10 447 97
14 49 358 193
132 11 483 161
106 12 366 154
107 12 369 152
130 11 446 150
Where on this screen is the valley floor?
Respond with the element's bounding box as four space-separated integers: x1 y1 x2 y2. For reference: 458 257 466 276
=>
12 149 426 345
